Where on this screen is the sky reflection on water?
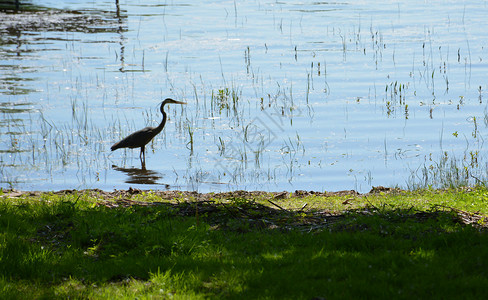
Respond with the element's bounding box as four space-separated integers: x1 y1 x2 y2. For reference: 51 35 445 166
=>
1 1 487 192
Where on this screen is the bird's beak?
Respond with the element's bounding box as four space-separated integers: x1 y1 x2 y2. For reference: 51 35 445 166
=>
161 98 187 106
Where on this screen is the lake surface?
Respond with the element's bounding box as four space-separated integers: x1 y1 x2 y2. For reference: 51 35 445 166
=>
1 0 488 193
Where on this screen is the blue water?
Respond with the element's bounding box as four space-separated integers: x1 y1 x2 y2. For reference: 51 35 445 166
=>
1 1 487 192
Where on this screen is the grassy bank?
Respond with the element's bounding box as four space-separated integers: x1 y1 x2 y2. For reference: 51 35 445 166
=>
1 187 488 299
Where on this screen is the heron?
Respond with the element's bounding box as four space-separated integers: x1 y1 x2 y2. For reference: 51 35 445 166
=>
111 98 187 164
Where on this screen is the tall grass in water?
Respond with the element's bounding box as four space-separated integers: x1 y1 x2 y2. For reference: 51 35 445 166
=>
407 151 486 190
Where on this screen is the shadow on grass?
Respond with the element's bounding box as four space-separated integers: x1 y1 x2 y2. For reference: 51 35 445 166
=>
1 196 488 298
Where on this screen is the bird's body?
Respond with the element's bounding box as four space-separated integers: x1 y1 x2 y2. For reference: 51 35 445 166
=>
111 98 186 164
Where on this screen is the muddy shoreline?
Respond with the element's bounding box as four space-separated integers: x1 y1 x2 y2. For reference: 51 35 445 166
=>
1 186 404 200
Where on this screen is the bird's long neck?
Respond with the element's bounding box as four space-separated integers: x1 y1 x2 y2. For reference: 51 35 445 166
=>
154 110 167 134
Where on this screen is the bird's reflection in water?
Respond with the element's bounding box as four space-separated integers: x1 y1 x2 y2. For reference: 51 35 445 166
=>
112 165 170 188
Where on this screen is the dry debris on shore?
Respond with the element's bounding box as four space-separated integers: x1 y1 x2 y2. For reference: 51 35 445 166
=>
2 187 487 231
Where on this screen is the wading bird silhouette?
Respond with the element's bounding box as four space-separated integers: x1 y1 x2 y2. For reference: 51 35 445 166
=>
111 98 187 166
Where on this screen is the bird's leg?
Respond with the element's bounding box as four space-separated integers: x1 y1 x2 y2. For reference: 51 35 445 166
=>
140 146 146 165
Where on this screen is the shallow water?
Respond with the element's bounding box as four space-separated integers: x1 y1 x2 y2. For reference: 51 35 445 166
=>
1 0 487 192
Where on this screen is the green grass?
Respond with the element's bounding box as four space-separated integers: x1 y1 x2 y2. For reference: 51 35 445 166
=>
1 187 488 299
